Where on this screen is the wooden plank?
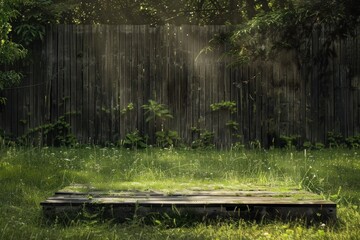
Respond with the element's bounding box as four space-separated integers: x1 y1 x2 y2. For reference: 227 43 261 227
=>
119 25 126 140
63 25 71 125
200 26 209 134
103 25 109 142
43 26 52 126
92 25 101 143
177 26 185 139
41 185 336 222
236 67 243 144
38 41 47 133
210 26 218 142
15 57 29 136
57 25 65 122
89 25 97 143
163 24 170 133
136 25 146 135
50 25 59 126
75 25 84 142
44 196 333 205
82 25 90 142
243 65 250 143
191 25 198 135
168 24 175 134
184 25 194 144
124 25 133 134
236 66 244 145
112 25 120 142
69 25 77 138
255 64 262 143
54 190 325 199
131 25 139 133
355 28 360 135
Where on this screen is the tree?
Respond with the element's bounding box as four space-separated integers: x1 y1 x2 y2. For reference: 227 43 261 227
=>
10 0 75 45
46 0 252 25
0 0 76 104
0 0 27 104
225 0 360 68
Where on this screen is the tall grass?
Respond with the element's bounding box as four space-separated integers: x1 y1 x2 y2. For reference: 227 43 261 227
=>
0 147 359 239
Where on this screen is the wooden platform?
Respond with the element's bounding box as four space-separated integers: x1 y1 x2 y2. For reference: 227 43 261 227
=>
41 185 336 222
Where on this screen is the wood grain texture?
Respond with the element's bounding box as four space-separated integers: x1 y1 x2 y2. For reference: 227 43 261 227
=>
41 185 336 221
0 25 359 147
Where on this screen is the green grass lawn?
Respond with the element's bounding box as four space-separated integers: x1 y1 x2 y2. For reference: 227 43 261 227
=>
0 147 360 239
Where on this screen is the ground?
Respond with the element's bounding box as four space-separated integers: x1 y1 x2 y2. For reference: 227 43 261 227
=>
0 147 359 239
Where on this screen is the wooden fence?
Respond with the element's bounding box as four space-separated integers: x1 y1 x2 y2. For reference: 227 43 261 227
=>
1 24 359 147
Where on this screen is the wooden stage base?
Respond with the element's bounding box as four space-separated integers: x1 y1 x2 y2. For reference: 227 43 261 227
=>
41 184 336 222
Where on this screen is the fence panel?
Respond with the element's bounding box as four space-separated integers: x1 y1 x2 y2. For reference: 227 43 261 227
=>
1 24 359 147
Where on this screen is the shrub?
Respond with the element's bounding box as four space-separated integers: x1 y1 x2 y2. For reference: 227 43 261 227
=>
155 130 180 148
121 130 147 149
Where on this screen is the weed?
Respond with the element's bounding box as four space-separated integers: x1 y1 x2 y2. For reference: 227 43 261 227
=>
155 130 180 148
142 100 173 132
120 130 147 149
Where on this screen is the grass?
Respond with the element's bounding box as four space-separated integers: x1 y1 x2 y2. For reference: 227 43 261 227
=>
0 146 360 239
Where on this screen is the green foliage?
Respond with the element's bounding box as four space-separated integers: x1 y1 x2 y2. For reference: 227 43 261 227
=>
303 141 325 150
327 132 360 149
0 128 16 147
19 116 77 147
0 0 78 105
225 120 239 130
302 141 313 150
191 128 214 149
49 0 249 25
121 130 147 149
155 130 180 148
142 100 173 123
231 141 245 151
220 0 360 70
327 131 346 148
225 120 243 142
142 100 173 135
0 1 27 104
10 0 75 45
345 136 360 148
210 101 237 114
120 102 134 115
249 139 261 149
277 135 300 149
267 133 300 149
0 70 23 104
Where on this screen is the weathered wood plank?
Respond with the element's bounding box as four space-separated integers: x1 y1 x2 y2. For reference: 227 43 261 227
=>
82 25 90 142
63 25 71 127
41 185 336 222
75 25 84 142
69 25 77 137
118 25 126 140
